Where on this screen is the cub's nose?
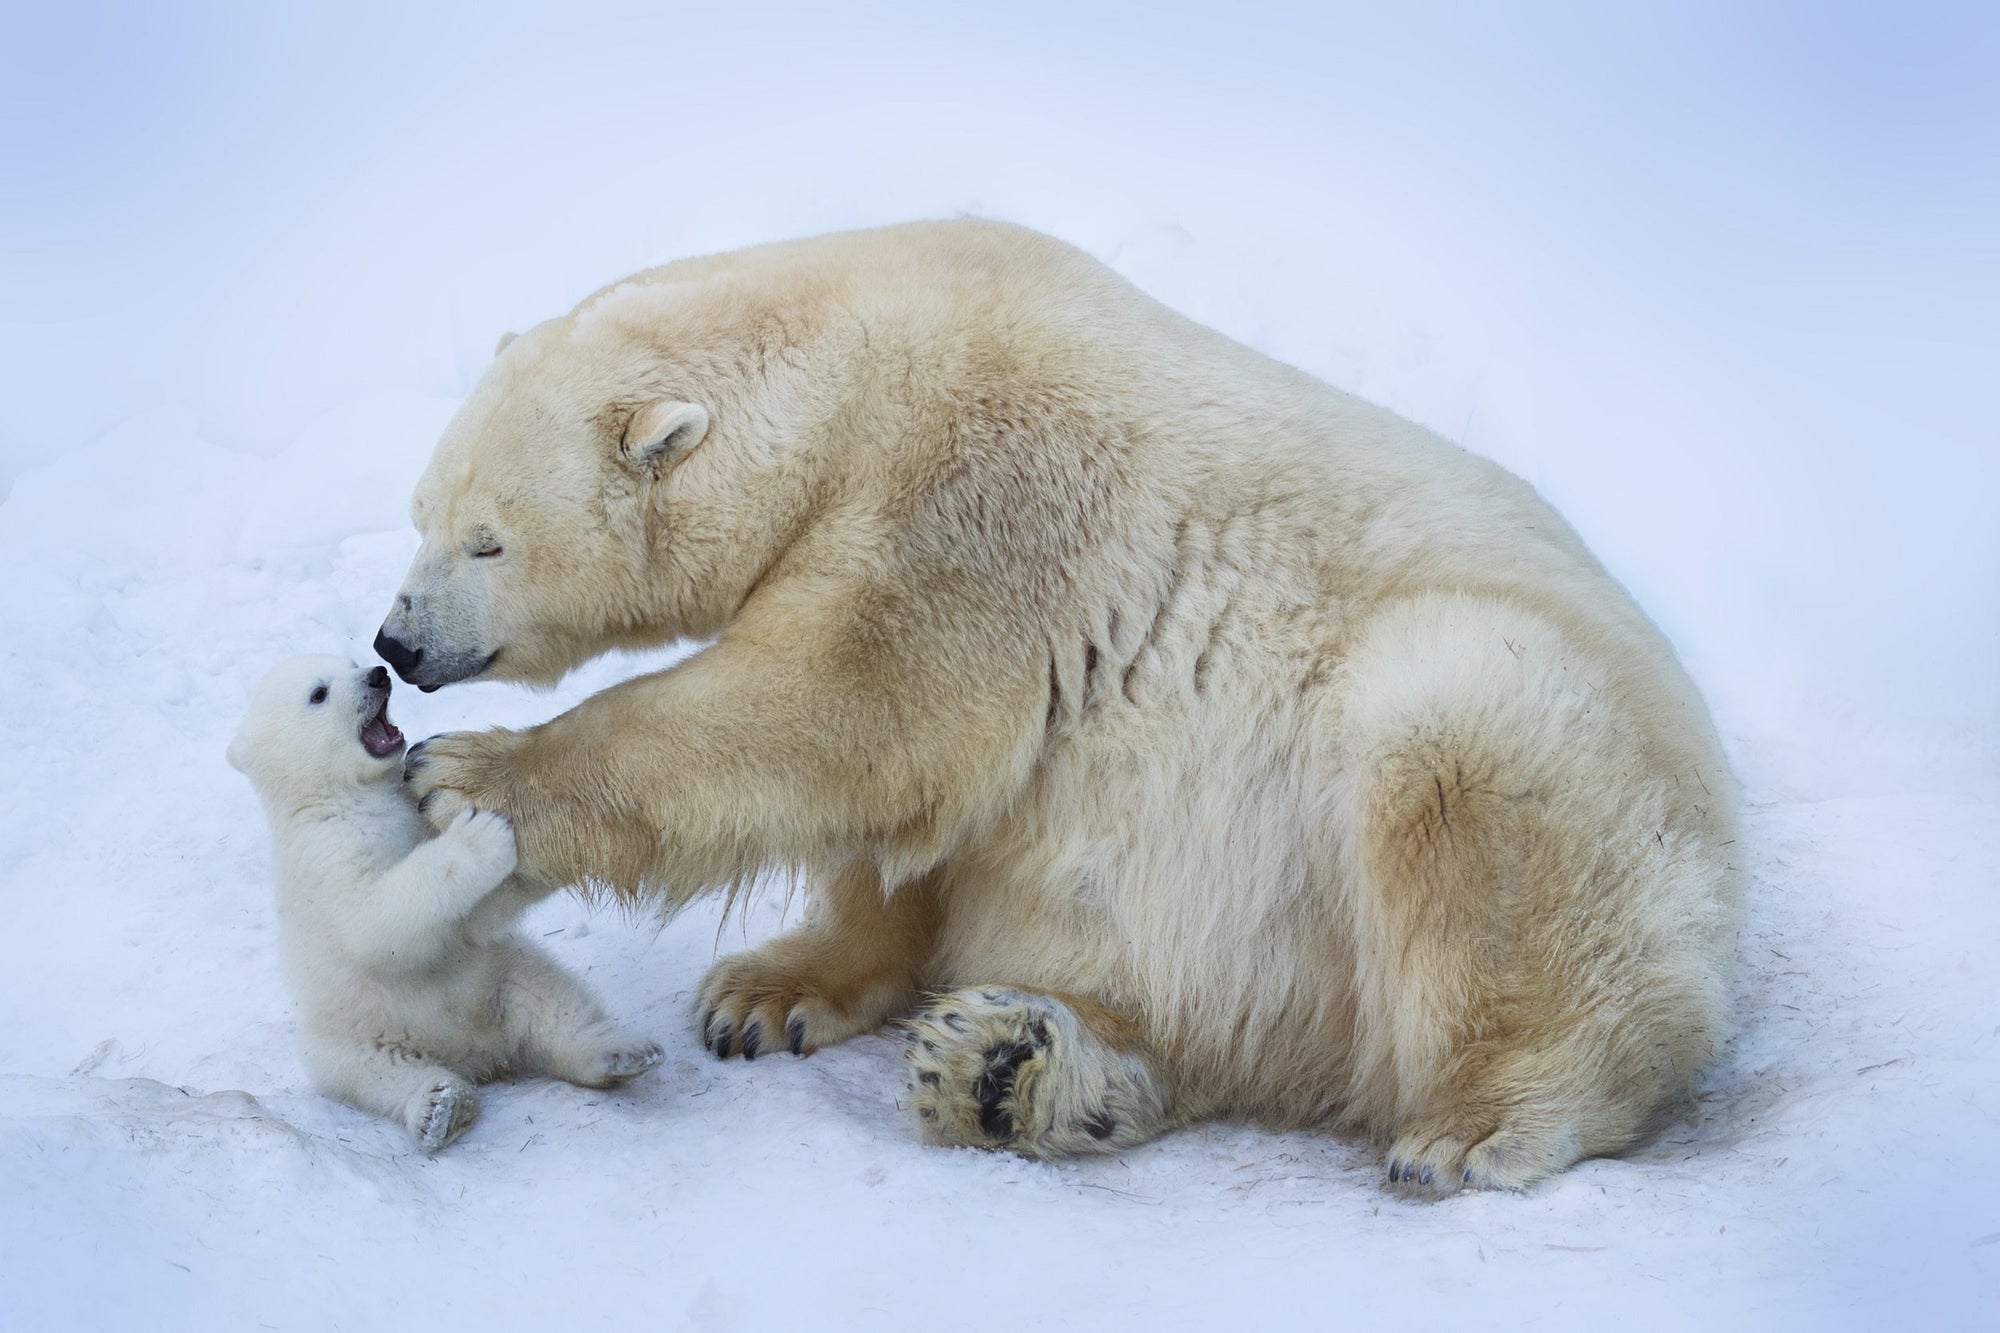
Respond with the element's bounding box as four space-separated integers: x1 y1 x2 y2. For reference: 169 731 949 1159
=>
373 630 423 680
365 665 389 690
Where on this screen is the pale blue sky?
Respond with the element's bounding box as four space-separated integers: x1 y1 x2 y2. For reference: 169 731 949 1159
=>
3 2 1995 748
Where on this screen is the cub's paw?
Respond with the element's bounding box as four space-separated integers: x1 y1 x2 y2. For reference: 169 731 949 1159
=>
695 946 888 1060
407 1076 479 1153
902 988 1168 1159
575 1033 666 1088
1385 1112 1582 1198
443 807 517 882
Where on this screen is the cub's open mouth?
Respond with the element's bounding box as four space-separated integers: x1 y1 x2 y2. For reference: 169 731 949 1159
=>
360 700 405 758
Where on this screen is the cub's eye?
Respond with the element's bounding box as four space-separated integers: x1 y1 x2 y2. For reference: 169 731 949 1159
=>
473 545 502 559
309 685 329 705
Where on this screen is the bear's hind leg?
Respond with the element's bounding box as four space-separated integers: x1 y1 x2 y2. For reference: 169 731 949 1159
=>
1336 593 1731 1196
903 987 1176 1158
497 945 664 1088
698 862 939 1059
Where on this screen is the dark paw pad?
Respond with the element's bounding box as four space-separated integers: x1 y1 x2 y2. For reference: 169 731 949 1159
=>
974 1040 1035 1143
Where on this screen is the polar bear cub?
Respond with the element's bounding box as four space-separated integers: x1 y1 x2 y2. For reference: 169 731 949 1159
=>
228 654 663 1150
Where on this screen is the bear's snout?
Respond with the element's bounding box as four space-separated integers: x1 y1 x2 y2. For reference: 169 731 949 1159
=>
374 630 423 681
365 665 390 690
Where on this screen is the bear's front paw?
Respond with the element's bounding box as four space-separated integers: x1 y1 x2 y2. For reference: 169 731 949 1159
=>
405 730 512 832
695 945 892 1060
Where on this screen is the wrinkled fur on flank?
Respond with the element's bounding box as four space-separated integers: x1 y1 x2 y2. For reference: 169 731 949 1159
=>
390 220 1742 1191
230 655 662 1150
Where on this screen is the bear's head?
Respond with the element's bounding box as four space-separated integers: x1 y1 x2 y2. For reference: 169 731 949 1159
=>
375 269 851 691
228 655 408 797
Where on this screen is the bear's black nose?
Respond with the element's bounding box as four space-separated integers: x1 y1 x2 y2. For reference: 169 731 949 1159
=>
373 630 423 680
365 665 389 690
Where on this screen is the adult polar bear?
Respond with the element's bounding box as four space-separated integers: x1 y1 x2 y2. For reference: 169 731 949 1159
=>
382 219 1739 1193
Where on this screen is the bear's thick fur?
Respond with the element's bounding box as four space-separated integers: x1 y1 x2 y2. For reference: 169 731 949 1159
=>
230 655 662 1150
383 220 1740 1191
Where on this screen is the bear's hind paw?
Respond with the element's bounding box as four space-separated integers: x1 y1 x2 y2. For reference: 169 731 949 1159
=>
1385 1114 1584 1197
903 987 1170 1159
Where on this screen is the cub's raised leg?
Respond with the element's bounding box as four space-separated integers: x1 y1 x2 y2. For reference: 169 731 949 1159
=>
697 863 940 1059
903 987 1176 1158
497 944 665 1088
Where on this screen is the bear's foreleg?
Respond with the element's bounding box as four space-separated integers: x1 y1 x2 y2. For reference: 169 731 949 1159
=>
402 630 1039 905
696 861 940 1059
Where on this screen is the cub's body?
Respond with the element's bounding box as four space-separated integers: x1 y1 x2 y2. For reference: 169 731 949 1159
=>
231 656 661 1150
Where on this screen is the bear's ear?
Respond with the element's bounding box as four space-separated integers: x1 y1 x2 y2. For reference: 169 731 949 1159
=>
494 331 518 357
225 735 250 774
620 400 710 474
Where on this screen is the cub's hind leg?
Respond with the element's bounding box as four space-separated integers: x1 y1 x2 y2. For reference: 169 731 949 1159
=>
698 862 939 1059
302 1033 479 1152
903 987 1177 1158
1334 593 1736 1195
496 944 664 1088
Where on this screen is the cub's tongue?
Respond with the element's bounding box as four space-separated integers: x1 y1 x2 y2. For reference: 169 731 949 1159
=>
361 707 405 758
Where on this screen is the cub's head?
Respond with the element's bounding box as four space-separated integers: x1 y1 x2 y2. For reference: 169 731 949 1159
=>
375 261 850 692
228 655 408 797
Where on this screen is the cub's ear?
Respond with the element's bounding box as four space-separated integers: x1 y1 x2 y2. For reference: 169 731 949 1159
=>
620 400 710 473
225 735 250 774
494 331 518 357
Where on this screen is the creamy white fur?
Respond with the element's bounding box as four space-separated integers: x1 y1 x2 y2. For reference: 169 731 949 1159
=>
229 655 662 1150
383 220 1741 1192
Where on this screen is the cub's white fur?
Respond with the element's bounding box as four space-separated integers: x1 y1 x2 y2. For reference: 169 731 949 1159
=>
229 655 662 1150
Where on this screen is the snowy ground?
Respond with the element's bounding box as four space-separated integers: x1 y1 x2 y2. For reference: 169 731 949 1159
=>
6 7 1998 1330
1 329 1995 1333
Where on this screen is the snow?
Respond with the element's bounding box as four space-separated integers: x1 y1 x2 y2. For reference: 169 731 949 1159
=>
3 6 1996 1330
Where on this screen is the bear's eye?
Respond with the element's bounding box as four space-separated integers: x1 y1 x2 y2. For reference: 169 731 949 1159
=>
309 685 329 705
473 544 502 559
